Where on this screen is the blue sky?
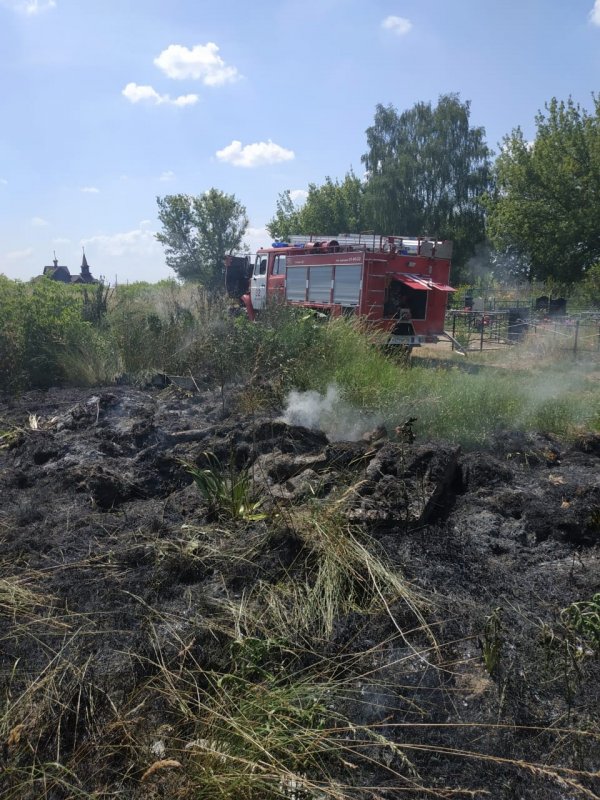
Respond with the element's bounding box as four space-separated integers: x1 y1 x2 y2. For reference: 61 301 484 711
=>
1 0 599 283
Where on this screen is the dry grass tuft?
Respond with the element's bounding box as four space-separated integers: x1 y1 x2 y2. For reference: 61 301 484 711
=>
141 758 183 781
232 507 435 653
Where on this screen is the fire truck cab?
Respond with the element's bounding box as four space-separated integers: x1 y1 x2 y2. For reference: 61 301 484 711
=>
224 233 456 347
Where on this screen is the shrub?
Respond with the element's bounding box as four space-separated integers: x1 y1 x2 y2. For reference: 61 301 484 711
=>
569 262 600 308
0 276 26 391
0 277 106 391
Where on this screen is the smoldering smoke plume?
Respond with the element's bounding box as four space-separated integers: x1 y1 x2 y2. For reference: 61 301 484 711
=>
281 384 382 441
466 242 531 285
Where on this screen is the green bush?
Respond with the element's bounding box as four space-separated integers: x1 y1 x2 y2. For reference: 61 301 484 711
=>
0 277 107 391
0 276 26 391
569 262 600 308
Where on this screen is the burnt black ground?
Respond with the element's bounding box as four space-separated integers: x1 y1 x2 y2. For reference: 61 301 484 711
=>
1 385 599 799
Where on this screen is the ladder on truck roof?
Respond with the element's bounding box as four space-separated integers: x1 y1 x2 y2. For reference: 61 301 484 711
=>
288 234 452 258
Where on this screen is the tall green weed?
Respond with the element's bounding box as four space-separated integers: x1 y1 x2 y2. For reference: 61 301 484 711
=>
107 280 201 374
0 277 105 391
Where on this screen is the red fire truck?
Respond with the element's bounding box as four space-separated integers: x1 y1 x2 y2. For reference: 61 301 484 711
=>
224 233 456 347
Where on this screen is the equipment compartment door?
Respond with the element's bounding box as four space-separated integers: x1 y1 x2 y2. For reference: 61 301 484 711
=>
308 266 333 303
285 266 308 302
333 264 362 306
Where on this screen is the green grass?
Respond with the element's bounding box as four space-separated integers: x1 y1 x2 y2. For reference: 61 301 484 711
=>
561 593 600 654
293 323 600 446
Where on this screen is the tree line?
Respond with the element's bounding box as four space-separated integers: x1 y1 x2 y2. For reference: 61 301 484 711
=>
156 93 600 288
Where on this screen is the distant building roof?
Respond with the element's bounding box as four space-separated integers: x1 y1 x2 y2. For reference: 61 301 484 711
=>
43 261 72 283
40 251 99 284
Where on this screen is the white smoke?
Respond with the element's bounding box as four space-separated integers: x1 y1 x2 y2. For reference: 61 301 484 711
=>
281 384 383 442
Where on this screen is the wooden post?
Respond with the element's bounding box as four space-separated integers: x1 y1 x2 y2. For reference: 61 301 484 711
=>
573 319 579 356
480 314 484 351
452 314 456 351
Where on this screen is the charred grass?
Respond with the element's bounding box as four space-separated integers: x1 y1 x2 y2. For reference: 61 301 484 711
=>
1 284 600 796
1 487 599 799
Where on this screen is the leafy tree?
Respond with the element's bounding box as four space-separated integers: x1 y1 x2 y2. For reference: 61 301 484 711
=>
485 96 600 283
361 94 493 279
156 189 248 287
267 172 367 240
298 172 367 235
266 189 302 241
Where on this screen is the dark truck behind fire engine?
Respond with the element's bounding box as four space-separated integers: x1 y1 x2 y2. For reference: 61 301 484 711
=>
224 233 456 347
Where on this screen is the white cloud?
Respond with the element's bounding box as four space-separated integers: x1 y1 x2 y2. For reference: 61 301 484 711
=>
122 83 161 103
0 178 7 185
216 139 295 168
122 82 199 107
159 170 175 181
170 94 199 107
154 43 240 85
81 225 171 283
31 216 49 226
23 0 55 13
81 186 100 194
1 0 56 15
5 247 34 261
590 0 600 25
82 226 162 260
382 15 413 35
290 189 308 204
244 226 271 253
52 237 71 245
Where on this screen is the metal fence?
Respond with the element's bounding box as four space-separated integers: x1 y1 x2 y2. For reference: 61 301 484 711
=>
447 310 600 357
526 314 600 356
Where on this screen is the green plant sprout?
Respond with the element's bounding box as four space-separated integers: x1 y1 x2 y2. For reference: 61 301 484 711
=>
184 453 266 522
